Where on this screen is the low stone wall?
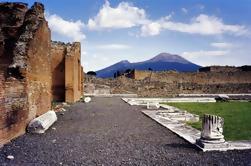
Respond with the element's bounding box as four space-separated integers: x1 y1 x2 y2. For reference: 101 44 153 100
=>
85 70 251 97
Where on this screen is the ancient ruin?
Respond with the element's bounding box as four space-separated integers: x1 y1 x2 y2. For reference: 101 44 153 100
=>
85 67 251 97
0 2 83 145
196 114 226 149
51 41 83 103
27 111 57 134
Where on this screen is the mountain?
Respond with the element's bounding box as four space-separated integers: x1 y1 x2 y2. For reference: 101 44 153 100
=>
96 53 201 78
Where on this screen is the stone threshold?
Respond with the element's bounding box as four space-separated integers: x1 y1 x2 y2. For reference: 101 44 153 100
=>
142 110 251 152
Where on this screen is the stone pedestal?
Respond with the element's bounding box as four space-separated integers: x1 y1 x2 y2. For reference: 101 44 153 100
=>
196 114 228 149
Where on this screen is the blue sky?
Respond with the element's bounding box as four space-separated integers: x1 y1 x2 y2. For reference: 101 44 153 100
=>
4 0 251 71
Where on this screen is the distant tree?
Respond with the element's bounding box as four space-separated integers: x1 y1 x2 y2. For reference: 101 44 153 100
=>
114 72 117 78
87 71 96 76
148 68 153 71
125 69 132 73
116 70 121 77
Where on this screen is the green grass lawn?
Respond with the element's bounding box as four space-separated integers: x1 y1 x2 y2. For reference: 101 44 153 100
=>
165 102 251 141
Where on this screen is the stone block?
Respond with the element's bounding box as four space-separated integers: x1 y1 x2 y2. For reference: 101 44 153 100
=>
84 97 91 103
146 102 160 109
27 111 57 134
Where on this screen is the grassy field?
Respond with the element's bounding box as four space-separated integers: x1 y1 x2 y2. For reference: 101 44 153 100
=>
165 102 251 141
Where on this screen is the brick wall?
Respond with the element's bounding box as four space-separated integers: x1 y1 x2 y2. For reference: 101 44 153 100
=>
132 70 251 84
25 20 52 118
51 42 66 101
0 2 52 145
65 42 83 103
85 69 251 97
0 79 27 145
0 2 84 146
51 42 83 103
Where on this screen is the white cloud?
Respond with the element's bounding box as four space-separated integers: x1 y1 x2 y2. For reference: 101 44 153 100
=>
46 14 86 41
87 0 147 30
86 1 248 37
141 14 248 37
140 15 170 36
210 42 234 49
97 44 131 50
182 50 228 58
141 22 162 36
181 8 188 14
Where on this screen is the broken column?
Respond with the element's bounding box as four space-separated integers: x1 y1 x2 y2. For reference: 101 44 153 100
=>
27 111 57 134
196 114 227 149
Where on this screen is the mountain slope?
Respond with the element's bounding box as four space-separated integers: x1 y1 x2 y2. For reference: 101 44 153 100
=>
96 53 201 78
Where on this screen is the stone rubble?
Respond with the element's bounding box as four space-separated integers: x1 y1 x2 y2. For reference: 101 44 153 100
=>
84 97 91 103
6 155 14 160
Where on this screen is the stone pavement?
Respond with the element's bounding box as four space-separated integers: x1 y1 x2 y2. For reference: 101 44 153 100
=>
0 97 251 165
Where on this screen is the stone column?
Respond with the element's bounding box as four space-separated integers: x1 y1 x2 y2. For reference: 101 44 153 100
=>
196 114 227 149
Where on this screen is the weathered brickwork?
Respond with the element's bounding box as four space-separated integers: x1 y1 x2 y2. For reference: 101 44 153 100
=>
51 42 66 102
129 69 251 84
0 2 84 146
85 68 251 97
0 2 52 145
51 42 83 103
199 65 251 72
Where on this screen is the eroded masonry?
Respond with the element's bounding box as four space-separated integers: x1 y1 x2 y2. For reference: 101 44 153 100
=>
85 66 251 97
51 42 83 103
0 2 83 145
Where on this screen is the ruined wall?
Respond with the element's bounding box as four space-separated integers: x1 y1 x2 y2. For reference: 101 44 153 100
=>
129 70 153 80
0 2 51 145
0 2 84 146
25 18 52 117
51 42 66 101
150 71 251 84
85 68 251 97
131 70 251 84
199 66 240 72
51 42 83 103
65 42 83 103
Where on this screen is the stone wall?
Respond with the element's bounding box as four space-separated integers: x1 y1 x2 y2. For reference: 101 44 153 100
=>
199 65 251 72
130 69 251 84
65 42 83 103
0 2 84 145
51 42 66 101
51 42 83 103
85 68 251 97
0 2 52 145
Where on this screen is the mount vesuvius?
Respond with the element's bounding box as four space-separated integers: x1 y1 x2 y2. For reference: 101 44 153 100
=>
96 53 201 78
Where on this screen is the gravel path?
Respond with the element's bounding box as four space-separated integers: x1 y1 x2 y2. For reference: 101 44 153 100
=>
0 97 251 165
